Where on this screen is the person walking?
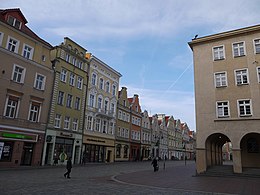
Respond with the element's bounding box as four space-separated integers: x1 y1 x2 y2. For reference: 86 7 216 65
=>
151 157 158 172
64 157 72 179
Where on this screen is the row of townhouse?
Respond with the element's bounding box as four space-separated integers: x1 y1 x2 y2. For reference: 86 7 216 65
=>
0 8 195 167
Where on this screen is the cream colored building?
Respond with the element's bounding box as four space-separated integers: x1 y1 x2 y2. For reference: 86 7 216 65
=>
189 25 260 174
83 56 121 163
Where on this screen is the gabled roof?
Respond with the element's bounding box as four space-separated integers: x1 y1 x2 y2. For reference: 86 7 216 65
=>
0 8 52 48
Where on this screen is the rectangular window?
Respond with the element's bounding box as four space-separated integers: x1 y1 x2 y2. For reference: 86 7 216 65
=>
54 114 61 128
60 69 67 82
112 85 116 96
235 69 248 85
238 99 252 116
77 61 83 69
12 64 26 83
74 97 80 110
104 100 108 112
102 120 107 133
34 73 46 90
106 81 110 93
254 39 260 54
217 101 229 118
87 116 93 130
66 94 73 108
95 118 100 132
28 102 41 122
213 45 225 60
99 78 103 90
0 32 4 46
233 42 245 57
64 116 70 129
97 97 102 109
4 96 19 118
77 76 83 89
72 118 78 131
7 15 21 29
214 72 227 87
257 67 260 83
72 57 76 66
91 74 96 85
89 94 95 107
57 91 64 105
22 44 34 59
65 53 70 62
6 36 19 53
69 73 75 86
118 110 122 120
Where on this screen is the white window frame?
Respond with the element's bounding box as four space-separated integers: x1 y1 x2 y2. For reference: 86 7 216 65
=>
77 76 83 89
212 45 225 61
99 78 104 90
28 101 41 122
214 71 227 87
0 32 4 46
105 81 110 93
112 85 116 96
253 38 260 54
65 53 70 62
22 44 34 60
64 116 71 130
57 91 64 105
97 96 103 109
95 118 101 132
257 66 260 83
4 95 20 118
60 69 67 82
74 97 81 110
66 94 73 108
7 15 22 29
216 101 230 118
235 69 249 85
91 73 97 85
72 118 78 131
232 41 246 57
69 73 75 86
87 116 93 131
237 99 252 117
34 73 46 90
6 36 19 53
12 64 26 83
89 94 95 107
54 114 61 128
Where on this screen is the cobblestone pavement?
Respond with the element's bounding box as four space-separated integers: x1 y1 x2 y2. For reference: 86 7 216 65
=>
1 160 260 195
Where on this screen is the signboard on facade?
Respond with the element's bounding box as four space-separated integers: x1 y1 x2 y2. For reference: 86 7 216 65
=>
0 130 38 142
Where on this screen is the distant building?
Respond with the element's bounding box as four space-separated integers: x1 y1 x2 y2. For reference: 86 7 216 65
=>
0 8 53 166
189 24 260 174
141 110 152 160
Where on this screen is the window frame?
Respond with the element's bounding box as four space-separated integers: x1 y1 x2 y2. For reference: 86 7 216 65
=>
0 32 4 46
212 45 225 61
6 36 19 53
253 38 260 54
77 76 83 89
72 118 78 131
12 64 26 84
257 66 260 83
66 94 73 108
237 99 252 117
54 114 62 128
28 101 41 122
216 101 230 118
57 91 65 105
235 68 249 85
4 95 20 118
232 41 246 57
22 43 34 60
34 73 46 90
214 71 227 88
69 72 75 86
60 69 67 83
64 116 71 130
91 73 97 85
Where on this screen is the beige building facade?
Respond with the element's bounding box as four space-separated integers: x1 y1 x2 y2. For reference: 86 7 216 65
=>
189 25 260 174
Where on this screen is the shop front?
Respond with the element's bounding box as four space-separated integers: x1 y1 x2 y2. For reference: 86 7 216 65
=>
42 129 82 166
0 129 44 167
82 135 115 163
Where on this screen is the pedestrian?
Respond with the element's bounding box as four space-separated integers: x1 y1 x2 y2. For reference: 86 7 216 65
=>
64 157 72 179
151 157 159 172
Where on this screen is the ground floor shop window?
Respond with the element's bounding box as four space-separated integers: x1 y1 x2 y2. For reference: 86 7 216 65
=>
84 144 105 162
116 144 121 158
0 141 13 162
123 146 128 158
54 137 73 163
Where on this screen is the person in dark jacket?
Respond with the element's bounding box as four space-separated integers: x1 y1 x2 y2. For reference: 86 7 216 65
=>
151 157 158 172
64 157 72 179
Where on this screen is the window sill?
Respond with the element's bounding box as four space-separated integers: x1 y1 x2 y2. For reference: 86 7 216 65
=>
213 58 225 61
234 54 246 58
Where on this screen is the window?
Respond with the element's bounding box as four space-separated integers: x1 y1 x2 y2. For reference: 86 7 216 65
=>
42 55 46 62
95 118 101 132
99 78 104 89
77 76 83 89
74 97 80 110
116 145 121 158
57 91 64 105
109 122 114 134
254 39 260 54
105 81 110 93
238 99 252 116
60 69 67 82
89 94 95 107
66 94 73 108
28 102 41 122
213 45 225 60
72 118 78 131
69 73 75 86
214 72 227 87
91 74 97 85
235 69 248 85
34 73 46 90
87 116 93 130
22 44 34 59
118 110 122 120
97 97 102 109
7 15 21 29
123 100 126 107
6 37 19 53
72 57 76 66
102 120 107 133
104 100 108 112
12 64 26 83
233 42 245 57
257 67 260 83
77 61 83 69
217 101 229 118
0 32 3 46
65 53 70 62
54 114 61 128
124 146 128 158
64 116 70 129
112 85 116 96
4 96 19 118
111 103 115 114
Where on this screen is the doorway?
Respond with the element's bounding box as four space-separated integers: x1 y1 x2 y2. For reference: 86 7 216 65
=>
21 143 34 166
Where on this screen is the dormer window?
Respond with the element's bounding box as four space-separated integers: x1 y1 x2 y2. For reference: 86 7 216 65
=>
7 15 22 29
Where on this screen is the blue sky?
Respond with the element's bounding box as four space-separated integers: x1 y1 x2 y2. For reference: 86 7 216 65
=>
2 0 260 130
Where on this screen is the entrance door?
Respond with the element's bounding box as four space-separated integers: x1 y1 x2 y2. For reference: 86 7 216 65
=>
107 150 111 162
21 143 34 166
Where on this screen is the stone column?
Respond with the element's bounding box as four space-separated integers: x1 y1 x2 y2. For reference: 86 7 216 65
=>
232 148 242 173
196 148 207 174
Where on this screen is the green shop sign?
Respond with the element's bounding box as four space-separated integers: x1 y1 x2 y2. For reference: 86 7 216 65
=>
2 132 33 140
